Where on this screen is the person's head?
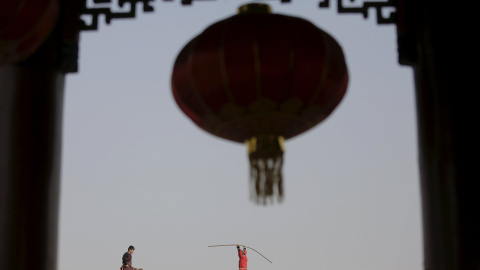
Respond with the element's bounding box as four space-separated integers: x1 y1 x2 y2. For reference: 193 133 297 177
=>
128 245 135 254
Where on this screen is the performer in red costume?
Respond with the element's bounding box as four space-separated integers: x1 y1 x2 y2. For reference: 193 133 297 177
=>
237 244 248 270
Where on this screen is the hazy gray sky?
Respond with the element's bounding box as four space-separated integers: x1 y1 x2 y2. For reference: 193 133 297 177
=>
59 1 421 270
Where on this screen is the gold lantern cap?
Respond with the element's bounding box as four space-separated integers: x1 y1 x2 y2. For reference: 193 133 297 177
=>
237 3 272 14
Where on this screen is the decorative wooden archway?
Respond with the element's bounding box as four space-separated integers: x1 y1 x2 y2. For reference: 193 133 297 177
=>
1 1 478 269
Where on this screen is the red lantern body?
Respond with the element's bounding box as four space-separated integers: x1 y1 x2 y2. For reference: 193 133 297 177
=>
172 4 348 203
0 0 60 66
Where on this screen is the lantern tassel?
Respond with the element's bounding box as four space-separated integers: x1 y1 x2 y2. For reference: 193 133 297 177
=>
246 135 284 204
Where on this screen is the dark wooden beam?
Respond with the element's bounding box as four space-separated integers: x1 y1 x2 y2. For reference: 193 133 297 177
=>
0 0 80 268
401 0 480 268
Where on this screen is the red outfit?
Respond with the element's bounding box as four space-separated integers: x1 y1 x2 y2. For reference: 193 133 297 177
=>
238 249 248 269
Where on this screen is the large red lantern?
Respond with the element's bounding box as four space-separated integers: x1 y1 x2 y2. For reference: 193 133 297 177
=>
171 3 348 204
0 0 59 66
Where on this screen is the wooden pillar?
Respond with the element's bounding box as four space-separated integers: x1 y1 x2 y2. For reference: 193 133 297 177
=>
399 1 480 269
0 1 78 268
0 61 64 270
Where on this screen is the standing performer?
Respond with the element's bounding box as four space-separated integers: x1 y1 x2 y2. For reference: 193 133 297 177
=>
121 245 143 270
237 244 248 270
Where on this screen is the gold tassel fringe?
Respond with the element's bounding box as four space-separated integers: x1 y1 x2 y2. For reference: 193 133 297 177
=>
245 135 284 204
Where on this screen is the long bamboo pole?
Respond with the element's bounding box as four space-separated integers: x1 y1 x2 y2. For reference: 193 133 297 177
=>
208 244 273 264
